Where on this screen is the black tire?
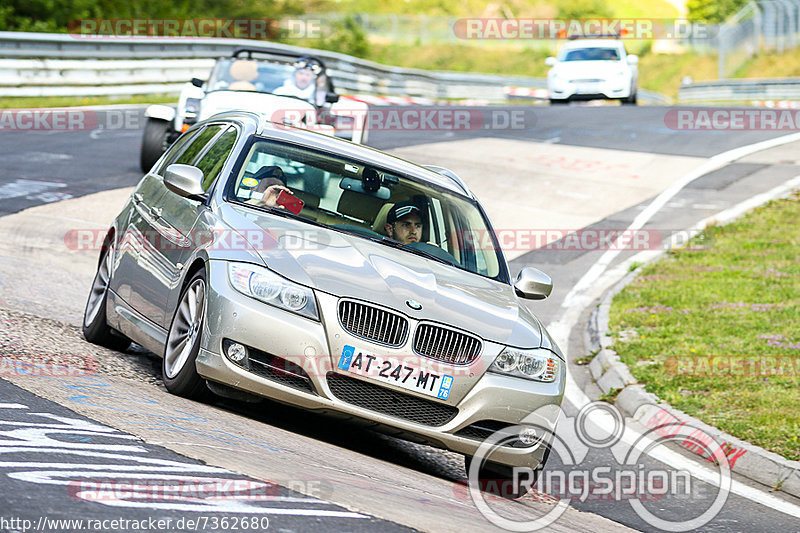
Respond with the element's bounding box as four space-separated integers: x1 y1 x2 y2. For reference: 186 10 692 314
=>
140 117 170 173
82 244 131 351
622 91 638 105
549 98 569 105
464 445 551 499
162 270 208 399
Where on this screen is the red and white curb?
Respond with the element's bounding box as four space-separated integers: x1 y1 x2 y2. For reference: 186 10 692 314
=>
505 86 550 99
753 100 800 108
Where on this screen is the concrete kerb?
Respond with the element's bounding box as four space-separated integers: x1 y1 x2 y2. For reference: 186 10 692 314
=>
586 186 800 498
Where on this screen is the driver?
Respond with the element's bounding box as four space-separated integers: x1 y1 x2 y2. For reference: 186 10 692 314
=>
384 201 426 245
273 58 320 103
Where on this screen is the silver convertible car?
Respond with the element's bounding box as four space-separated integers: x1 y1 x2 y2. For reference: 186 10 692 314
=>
83 110 565 492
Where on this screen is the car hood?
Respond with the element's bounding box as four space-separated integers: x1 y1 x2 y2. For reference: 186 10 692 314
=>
199 91 313 122
551 61 629 78
223 204 544 348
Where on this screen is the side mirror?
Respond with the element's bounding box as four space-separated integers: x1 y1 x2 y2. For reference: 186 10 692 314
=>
627 55 639 65
545 57 557 66
164 164 205 199
191 77 204 88
325 92 340 103
514 267 553 300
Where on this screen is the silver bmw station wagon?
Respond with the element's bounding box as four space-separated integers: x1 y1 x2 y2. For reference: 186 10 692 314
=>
83 110 565 492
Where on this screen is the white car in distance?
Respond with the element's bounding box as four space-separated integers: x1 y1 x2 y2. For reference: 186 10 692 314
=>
546 37 639 105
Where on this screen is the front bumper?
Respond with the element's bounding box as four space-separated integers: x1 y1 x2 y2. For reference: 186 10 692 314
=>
548 77 633 100
196 260 565 468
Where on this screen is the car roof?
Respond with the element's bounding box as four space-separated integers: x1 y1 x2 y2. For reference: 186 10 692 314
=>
562 39 625 50
209 110 473 197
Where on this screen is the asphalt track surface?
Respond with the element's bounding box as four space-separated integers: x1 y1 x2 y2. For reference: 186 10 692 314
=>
1 103 799 532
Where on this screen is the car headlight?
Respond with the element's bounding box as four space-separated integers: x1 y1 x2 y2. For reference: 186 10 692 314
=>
227 262 319 320
489 347 559 382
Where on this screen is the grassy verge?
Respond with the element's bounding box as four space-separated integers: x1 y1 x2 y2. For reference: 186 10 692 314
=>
0 94 176 109
608 191 800 460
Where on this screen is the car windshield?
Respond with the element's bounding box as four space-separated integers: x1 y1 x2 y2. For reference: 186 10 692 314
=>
206 58 319 103
226 139 506 281
561 47 620 61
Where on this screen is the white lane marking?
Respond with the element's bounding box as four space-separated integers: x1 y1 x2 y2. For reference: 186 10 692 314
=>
0 403 368 518
548 132 800 516
0 179 67 201
562 131 800 310
691 203 724 209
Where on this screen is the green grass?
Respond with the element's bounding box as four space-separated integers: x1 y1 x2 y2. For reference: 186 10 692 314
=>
0 94 176 109
609 191 800 460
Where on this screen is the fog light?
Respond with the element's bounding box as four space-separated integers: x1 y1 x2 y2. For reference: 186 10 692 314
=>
226 342 248 363
518 427 539 446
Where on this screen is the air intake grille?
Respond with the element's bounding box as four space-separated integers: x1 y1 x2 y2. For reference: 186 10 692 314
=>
413 324 482 365
247 348 315 394
338 300 408 347
326 373 457 427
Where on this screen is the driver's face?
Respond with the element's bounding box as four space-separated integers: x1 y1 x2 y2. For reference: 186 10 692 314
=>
387 213 423 244
294 68 314 89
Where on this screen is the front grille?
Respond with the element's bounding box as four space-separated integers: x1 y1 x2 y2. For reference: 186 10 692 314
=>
413 324 482 365
338 300 408 346
571 78 604 83
326 373 458 427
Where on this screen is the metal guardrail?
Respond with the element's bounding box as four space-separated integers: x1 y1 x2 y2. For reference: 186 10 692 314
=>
678 78 800 102
0 31 545 101
0 31 670 104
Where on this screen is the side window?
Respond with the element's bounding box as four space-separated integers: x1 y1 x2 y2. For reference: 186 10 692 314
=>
194 126 238 191
174 124 225 166
155 128 202 175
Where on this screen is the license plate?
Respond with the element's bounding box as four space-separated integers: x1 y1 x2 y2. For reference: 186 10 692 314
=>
337 345 454 400
576 85 599 94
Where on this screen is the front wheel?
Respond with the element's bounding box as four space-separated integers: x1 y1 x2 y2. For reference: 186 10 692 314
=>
549 98 569 105
464 445 550 499
163 270 208 399
82 244 130 351
140 118 170 173
622 91 638 105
